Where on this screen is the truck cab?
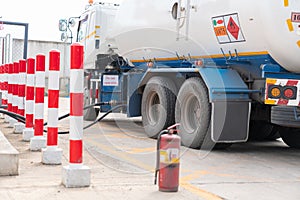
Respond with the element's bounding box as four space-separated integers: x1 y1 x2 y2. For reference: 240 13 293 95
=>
76 2 121 70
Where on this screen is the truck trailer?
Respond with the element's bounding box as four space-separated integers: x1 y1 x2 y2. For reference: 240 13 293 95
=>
59 0 300 149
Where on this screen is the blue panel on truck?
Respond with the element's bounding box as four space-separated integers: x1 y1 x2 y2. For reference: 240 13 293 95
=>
199 67 250 102
262 64 300 79
126 72 145 117
100 73 122 112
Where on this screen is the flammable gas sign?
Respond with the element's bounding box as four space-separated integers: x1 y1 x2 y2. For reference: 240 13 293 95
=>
212 13 245 44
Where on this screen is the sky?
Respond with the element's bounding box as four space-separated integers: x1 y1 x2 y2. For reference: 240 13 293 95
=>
0 0 90 41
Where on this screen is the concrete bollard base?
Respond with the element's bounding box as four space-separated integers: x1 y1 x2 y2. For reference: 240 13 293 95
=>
4 115 10 123
22 128 34 142
62 165 91 188
42 147 63 165
8 118 18 128
0 131 19 176
14 122 25 134
29 136 46 151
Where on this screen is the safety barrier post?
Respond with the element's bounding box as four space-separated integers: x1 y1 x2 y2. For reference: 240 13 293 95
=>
14 60 26 133
3 64 8 122
23 58 35 141
30 54 46 150
42 50 63 164
6 63 15 126
0 65 3 119
9 62 19 128
11 62 18 130
62 43 90 188
11 62 19 118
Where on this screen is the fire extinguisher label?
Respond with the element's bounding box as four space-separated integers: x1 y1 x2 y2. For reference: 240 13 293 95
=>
160 148 179 164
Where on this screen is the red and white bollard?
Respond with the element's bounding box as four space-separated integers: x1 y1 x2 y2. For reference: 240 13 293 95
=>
9 62 19 127
6 63 16 126
14 60 26 133
23 58 35 141
3 64 9 122
0 65 4 119
30 54 46 151
11 62 19 117
42 50 63 165
62 43 90 188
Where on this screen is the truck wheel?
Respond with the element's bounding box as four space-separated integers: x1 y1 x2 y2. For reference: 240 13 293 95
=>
249 120 279 141
83 87 99 121
141 77 177 138
175 77 211 149
278 127 300 149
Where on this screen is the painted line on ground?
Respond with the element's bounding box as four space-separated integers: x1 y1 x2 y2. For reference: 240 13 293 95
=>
84 137 224 200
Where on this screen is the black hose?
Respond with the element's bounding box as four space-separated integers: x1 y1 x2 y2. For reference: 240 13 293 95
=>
43 101 112 126
0 105 8 109
57 104 126 134
0 109 26 123
0 101 126 135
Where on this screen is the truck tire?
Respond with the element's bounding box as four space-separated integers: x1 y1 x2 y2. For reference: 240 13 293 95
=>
278 127 300 149
175 77 211 149
141 77 177 138
248 120 279 141
83 87 99 121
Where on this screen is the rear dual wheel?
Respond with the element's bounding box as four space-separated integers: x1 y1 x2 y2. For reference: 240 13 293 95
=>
141 77 177 138
142 76 230 149
175 77 211 149
278 127 300 149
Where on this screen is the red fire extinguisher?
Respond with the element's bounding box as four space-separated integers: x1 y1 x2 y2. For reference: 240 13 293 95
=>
154 123 181 192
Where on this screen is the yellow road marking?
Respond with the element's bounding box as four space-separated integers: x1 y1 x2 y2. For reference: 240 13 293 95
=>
180 171 224 200
84 138 224 199
85 137 154 171
127 147 156 154
284 0 289 7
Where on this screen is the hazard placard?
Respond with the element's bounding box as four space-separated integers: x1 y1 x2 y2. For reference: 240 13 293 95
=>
212 13 245 44
227 16 240 40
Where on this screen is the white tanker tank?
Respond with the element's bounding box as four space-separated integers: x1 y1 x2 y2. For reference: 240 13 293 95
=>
110 0 300 72
60 0 300 149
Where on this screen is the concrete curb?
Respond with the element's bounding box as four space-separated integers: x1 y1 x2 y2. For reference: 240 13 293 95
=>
0 131 19 176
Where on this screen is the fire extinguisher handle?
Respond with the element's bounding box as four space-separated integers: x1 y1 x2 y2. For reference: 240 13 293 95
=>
167 123 180 131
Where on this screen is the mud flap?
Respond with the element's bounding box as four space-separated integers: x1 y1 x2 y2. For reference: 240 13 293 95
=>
211 100 250 143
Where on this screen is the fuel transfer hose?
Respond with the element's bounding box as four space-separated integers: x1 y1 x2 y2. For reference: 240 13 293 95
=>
0 101 126 134
43 101 112 126
56 104 126 134
0 109 26 123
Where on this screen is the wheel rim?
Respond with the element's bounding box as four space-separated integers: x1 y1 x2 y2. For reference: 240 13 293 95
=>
147 91 160 126
182 94 201 134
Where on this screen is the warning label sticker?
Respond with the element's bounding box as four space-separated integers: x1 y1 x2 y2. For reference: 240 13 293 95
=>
160 148 179 164
291 12 300 23
212 13 245 44
103 75 119 86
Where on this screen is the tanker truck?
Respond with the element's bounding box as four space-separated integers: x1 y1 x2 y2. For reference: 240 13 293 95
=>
59 0 300 149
